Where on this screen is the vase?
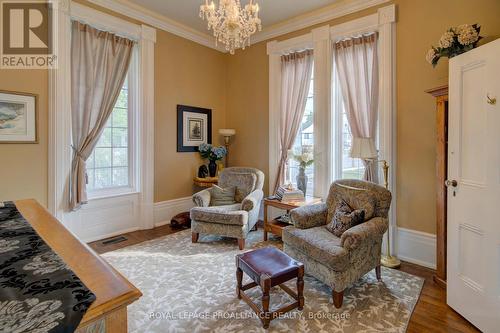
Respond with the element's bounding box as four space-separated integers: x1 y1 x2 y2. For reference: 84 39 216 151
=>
296 167 307 196
208 160 217 177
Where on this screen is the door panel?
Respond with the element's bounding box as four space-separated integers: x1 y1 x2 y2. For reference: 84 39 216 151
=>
448 38 500 333
460 62 487 186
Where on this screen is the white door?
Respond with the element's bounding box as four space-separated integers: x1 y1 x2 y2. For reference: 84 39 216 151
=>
447 38 500 332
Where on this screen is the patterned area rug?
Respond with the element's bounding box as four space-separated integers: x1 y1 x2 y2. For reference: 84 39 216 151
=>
102 229 423 333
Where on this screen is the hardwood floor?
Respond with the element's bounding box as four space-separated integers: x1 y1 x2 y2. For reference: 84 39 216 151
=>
89 226 479 333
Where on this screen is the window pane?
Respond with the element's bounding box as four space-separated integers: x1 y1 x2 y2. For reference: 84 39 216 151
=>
113 148 128 167
112 107 128 127
87 152 95 169
113 167 128 186
87 168 95 189
95 168 112 189
112 128 128 147
114 89 128 108
94 148 112 168
96 128 112 147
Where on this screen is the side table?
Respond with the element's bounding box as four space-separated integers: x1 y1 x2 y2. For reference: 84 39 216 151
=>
193 176 218 188
263 196 322 241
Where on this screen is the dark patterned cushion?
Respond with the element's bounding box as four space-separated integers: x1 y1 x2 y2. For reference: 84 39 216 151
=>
326 200 365 237
210 185 237 206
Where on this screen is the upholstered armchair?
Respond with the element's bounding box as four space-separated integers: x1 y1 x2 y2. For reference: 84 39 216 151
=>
283 179 392 308
190 167 264 250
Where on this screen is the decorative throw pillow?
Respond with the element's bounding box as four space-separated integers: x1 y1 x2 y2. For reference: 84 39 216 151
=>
326 200 365 237
210 185 237 206
223 173 257 202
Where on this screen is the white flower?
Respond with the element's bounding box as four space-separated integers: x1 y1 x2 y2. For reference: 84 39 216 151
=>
439 31 455 48
301 152 313 163
426 48 437 64
456 24 479 46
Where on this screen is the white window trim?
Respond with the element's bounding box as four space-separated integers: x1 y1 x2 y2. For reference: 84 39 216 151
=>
48 0 156 231
267 4 397 254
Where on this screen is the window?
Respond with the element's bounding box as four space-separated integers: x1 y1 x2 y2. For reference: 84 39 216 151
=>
332 64 366 181
86 71 135 195
287 71 315 194
341 106 365 179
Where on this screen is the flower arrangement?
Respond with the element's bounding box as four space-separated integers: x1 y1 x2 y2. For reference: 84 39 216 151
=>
198 143 227 161
290 150 314 170
426 24 482 67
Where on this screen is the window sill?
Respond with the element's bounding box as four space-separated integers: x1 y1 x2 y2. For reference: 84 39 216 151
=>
87 187 139 201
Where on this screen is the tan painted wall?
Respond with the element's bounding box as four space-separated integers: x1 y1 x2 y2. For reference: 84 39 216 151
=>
154 32 227 201
2 0 499 235
226 0 500 234
0 1 227 205
0 70 48 205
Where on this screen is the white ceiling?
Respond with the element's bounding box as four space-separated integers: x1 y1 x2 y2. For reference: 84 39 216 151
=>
127 0 341 35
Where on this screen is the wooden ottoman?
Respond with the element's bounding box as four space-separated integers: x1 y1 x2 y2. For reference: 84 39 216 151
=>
235 247 304 329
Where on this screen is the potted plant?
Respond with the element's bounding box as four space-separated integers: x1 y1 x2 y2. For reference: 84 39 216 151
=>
290 150 314 196
426 24 482 67
198 143 227 177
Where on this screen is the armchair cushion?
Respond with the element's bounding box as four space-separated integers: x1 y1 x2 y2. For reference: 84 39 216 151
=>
241 189 264 212
326 200 365 237
290 203 328 229
210 185 237 206
192 189 211 207
340 217 388 250
282 226 349 271
220 172 257 202
190 204 248 226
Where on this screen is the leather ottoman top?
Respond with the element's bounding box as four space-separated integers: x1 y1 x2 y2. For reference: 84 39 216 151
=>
236 247 303 287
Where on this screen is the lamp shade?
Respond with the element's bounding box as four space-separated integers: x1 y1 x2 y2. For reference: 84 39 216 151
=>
350 137 377 159
219 128 236 136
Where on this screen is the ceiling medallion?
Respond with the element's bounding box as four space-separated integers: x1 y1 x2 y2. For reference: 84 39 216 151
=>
200 0 262 54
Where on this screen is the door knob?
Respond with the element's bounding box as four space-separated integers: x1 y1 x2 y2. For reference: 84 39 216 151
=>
445 180 458 187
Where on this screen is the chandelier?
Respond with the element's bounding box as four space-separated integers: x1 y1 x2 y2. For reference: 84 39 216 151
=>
200 0 262 54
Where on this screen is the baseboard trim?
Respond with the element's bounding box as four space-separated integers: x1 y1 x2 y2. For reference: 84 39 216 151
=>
154 197 194 227
396 227 436 269
84 227 140 243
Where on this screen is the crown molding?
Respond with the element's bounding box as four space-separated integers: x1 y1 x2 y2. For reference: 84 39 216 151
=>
252 0 390 44
86 0 227 52
86 0 390 54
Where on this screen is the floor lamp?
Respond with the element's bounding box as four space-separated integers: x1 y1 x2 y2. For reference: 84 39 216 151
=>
219 129 236 167
350 137 400 269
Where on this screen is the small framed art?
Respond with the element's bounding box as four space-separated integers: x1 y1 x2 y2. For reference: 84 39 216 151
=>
177 105 212 152
0 90 38 143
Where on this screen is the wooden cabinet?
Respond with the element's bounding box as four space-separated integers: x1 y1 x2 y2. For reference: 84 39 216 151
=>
426 85 448 289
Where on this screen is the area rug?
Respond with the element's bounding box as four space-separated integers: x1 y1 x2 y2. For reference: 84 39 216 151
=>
102 229 423 333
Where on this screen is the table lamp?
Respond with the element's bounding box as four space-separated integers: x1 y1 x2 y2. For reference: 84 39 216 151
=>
350 137 400 268
219 129 236 167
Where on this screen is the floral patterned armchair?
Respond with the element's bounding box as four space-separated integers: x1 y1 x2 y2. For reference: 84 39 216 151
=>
190 167 264 250
283 179 392 308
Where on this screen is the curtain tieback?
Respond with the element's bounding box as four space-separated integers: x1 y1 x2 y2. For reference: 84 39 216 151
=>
70 145 85 159
70 145 88 184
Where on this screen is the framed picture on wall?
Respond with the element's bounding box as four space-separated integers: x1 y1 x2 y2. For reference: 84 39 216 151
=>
177 105 212 152
0 90 38 143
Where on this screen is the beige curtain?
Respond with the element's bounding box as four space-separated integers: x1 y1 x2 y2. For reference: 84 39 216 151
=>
69 21 134 211
334 33 379 182
274 50 314 193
